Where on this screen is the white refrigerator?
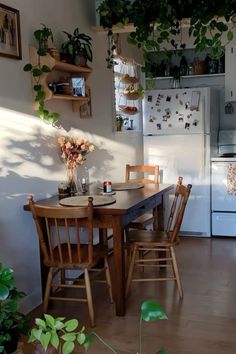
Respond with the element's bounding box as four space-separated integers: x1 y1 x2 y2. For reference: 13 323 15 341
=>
143 87 219 237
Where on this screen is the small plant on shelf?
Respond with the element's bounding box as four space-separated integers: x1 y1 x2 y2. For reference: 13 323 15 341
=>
23 24 60 125
61 27 93 65
115 113 128 131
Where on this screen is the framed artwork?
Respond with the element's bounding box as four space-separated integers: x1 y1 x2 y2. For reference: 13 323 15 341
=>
0 3 22 59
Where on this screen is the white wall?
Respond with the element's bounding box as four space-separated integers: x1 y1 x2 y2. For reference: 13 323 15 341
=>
0 0 143 312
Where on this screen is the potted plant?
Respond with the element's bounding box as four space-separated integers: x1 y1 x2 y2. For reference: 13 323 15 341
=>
28 313 116 354
61 28 93 66
33 23 54 56
115 113 128 131
23 24 60 125
0 263 29 354
28 300 167 354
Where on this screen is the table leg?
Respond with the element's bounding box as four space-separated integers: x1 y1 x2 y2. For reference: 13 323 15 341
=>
112 217 126 316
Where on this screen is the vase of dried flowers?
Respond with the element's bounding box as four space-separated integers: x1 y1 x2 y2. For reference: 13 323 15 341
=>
57 136 95 196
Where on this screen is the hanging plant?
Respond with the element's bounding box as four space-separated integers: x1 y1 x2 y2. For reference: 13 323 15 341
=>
23 24 60 125
97 0 236 73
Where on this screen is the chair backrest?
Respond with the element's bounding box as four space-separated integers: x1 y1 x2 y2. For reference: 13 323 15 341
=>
166 177 192 243
28 196 95 267
125 164 159 184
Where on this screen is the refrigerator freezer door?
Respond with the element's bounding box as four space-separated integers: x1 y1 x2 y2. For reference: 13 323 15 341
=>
143 88 206 135
143 134 211 236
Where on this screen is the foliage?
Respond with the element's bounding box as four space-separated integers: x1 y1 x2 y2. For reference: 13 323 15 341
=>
23 24 60 125
97 0 236 72
139 300 167 354
28 300 167 354
28 314 116 354
0 263 29 354
61 28 93 62
34 23 54 55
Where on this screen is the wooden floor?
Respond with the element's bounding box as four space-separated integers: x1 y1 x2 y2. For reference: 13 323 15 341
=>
29 237 236 354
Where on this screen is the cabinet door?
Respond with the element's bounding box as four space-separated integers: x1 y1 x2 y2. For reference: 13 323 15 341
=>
225 34 236 102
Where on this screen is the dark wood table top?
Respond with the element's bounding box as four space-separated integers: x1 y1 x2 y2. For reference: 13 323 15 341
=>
23 184 174 215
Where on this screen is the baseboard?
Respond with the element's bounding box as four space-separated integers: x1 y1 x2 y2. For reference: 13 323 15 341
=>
19 288 42 314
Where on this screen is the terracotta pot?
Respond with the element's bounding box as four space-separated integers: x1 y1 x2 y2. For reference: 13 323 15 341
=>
33 343 57 354
193 59 206 75
74 54 87 67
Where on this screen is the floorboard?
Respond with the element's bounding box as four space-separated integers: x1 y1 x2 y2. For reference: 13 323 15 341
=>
28 236 236 354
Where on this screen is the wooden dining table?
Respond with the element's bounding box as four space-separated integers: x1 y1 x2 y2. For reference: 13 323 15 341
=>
23 183 174 316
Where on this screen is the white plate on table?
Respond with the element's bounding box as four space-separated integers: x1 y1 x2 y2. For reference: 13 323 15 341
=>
59 195 116 207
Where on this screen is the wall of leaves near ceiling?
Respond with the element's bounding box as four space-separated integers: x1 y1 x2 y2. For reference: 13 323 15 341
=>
97 0 236 73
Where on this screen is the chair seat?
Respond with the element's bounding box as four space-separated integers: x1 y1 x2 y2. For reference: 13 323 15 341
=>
128 213 155 229
126 229 179 247
45 243 108 269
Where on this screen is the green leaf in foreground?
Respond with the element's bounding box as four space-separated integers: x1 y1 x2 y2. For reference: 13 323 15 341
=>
141 300 168 322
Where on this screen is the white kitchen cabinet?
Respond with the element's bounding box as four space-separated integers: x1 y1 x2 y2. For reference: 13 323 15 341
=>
225 32 236 102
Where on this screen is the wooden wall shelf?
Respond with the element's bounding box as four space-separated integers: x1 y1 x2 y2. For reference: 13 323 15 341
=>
29 47 92 112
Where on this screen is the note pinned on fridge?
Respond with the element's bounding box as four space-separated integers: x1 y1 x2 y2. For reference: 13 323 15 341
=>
190 91 200 111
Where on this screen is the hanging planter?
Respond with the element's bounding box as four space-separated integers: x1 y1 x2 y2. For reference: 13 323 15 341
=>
120 73 138 84
118 104 139 115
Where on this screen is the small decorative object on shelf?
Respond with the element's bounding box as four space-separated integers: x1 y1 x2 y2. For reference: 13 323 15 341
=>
115 113 128 132
57 136 95 196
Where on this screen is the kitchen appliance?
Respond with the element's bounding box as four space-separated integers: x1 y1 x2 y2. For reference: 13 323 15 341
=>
143 87 219 237
211 130 236 236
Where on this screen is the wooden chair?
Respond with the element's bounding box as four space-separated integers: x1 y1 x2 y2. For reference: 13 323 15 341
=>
125 164 160 230
28 196 113 327
125 179 192 298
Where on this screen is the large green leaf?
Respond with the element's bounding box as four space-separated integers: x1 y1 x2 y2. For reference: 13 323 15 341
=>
141 300 168 322
41 332 51 350
50 331 59 349
83 332 95 351
64 319 78 332
62 341 74 354
60 333 76 342
0 284 9 300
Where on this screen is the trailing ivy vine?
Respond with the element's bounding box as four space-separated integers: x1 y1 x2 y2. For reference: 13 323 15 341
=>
97 0 236 73
24 24 60 125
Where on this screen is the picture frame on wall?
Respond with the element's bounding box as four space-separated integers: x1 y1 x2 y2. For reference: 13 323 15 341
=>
80 87 92 118
0 3 22 59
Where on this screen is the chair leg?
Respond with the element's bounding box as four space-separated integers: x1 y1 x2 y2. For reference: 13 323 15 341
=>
61 269 65 284
84 268 95 327
126 245 137 297
170 246 183 298
43 267 53 313
104 256 114 303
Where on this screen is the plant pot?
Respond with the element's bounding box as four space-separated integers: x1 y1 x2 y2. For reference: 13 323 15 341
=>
33 343 57 354
2 330 19 354
116 122 123 131
74 54 87 67
60 53 74 64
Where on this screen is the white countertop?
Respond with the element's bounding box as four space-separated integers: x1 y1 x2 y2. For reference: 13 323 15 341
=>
211 157 236 162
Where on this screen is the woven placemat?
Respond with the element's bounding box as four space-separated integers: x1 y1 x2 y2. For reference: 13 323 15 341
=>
110 182 144 191
59 195 116 207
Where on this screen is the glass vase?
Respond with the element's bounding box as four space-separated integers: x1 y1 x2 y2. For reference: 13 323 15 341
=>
66 165 78 196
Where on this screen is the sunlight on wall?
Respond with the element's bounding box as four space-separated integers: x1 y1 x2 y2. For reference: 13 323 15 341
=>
0 106 139 184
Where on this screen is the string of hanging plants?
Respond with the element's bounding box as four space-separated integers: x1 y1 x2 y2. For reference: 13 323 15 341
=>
97 0 236 75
